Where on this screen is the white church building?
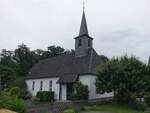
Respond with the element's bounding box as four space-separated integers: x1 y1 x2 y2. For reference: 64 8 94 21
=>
26 11 113 101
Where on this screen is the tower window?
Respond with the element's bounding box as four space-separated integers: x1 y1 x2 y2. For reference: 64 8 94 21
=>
40 81 43 91
32 81 35 91
49 80 52 91
88 39 91 47
78 39 82 46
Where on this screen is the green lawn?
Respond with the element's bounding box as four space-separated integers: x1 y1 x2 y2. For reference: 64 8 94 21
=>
84 104 150 113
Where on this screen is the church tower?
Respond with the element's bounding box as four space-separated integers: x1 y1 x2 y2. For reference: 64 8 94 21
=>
75 11 93 57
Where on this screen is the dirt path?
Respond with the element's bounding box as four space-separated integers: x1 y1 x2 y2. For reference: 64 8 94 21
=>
81 111 114 113
0 109 17 113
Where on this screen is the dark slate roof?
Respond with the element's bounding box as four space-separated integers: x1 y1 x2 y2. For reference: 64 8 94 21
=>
79 11 89 36
26 49 103 83
57 74 78 84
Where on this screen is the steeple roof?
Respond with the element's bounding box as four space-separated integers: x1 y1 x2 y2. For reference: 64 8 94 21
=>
79 11 89 36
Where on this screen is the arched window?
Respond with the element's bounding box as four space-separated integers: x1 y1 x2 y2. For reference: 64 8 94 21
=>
49 80 52 91
32 81 35 91
40 81 43 91
78 39 82 46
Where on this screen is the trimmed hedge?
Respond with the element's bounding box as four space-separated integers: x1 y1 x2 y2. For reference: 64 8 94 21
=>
36 91 54 102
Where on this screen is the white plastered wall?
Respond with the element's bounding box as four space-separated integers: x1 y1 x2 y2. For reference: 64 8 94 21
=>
25 77 60 100
61 84 67 100
79 75 114 100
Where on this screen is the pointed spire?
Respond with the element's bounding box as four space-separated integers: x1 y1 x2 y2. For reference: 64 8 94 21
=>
79 11 89 36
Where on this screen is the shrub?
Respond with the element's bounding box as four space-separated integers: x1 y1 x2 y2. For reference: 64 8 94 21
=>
133 91 149 98
145 93 150 107
3 98 27 113
80 107 86 111
129 100 147 111
70 82 89 100
13 77 27 89
24 92 32 100
18 89 32 100
10 87 31 100
36 91 54 102
10 87 22 97
63 108 79 113
0 91 12 108
84 106 100 111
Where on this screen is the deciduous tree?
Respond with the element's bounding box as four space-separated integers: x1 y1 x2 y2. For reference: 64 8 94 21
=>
96 56 149 98
0 66 16 90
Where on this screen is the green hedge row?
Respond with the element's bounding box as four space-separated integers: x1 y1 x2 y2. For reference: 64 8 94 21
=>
36 91 54 102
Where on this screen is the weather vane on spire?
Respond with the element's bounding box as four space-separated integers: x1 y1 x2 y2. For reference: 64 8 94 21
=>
83 0 85 11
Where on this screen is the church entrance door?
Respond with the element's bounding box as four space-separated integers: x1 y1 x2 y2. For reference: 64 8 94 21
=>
67 83 73 100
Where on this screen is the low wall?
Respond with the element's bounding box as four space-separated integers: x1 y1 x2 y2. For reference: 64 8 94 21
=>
27 97 113 113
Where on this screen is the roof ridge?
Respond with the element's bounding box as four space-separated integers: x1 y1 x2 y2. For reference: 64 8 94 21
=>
40 52 74 62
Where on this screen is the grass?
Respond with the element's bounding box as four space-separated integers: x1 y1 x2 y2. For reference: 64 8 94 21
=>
63 108 79 113
84 103 150 113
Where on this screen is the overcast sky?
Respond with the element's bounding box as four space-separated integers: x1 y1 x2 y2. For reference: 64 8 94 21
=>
0 0 150 62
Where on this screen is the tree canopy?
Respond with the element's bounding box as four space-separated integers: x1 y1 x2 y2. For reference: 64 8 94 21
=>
0 65 16 90
96 56 150 97
0 44 73 90
0 44 73 77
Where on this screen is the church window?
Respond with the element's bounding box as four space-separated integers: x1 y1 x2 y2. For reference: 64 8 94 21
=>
49 80 52 91
88 39 91 47
78 39 82 46
32 81 35 91
40 81 43 91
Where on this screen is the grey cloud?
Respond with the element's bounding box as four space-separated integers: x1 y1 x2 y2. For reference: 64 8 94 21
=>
0 0 150 62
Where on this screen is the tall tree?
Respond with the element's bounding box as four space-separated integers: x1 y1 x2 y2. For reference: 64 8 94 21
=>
47 45 65 57
0 49 17 68
96 56 149 98
0 65 16 90
1 44 73 77
14 44 34 76
37 46 73 59
145 65 150 92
